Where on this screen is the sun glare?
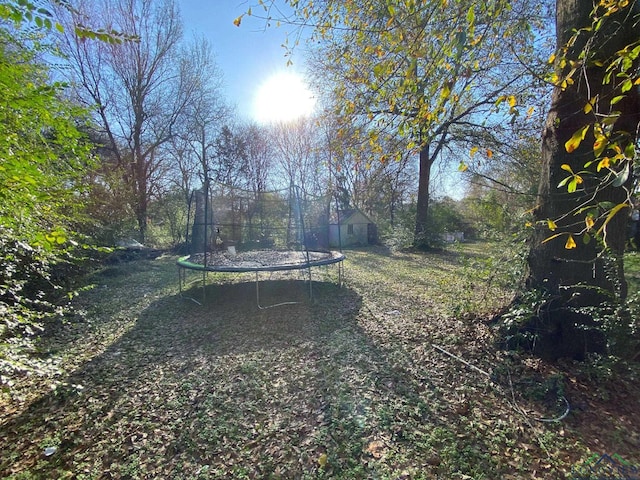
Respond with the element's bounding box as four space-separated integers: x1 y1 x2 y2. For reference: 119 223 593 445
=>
253 72 316 123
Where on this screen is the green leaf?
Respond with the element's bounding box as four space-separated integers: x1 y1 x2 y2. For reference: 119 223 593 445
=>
625 142 636 158
610 95 624 105
611 162 629 187
466 6 475 26
567 178 578 193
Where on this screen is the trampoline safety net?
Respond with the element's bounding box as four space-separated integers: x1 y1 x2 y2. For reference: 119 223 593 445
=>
178 182 344 307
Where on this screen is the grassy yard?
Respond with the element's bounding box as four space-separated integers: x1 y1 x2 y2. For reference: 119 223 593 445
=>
1 242 639 479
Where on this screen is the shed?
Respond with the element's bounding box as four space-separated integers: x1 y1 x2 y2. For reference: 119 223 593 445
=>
329 208 378 247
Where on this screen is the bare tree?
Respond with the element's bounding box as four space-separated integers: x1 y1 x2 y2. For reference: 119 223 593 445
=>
240 122 273 193
167 37 228 200
269 117 327 195
56 0 205 241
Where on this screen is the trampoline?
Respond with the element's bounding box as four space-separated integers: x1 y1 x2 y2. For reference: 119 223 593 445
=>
177 182 345 308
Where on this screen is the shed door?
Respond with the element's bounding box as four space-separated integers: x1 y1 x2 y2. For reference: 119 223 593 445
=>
367 223 378 244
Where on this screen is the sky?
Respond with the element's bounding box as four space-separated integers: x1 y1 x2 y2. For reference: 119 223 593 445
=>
179 1 309 121
178 1 465 198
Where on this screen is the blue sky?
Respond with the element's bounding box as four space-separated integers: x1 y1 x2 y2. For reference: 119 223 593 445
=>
179 1 307 120
178 2 465 198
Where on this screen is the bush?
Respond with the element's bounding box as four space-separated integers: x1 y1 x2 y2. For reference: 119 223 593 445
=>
0 26 96 386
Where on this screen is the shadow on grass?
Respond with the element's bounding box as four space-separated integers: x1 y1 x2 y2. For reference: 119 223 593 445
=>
1 279 367 477
0 259 489 478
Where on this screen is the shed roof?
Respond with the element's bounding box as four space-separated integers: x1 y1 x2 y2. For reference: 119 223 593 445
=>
331 208 375 225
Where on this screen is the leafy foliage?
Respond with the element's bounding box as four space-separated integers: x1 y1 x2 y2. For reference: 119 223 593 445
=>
0 0 136 42
0 25 94 382
545 0 640 248
252 0 550 248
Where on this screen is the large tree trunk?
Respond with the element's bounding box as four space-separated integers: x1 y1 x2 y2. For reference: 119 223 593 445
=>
414 144 432 248
528 0 640 303
515 0 640 360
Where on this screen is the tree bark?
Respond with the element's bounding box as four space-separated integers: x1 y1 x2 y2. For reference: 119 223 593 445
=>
514 0 640 360
414 143 432 248
527 0 640 306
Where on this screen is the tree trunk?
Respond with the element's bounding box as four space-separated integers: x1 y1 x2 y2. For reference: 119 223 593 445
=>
528 0 640 304
414 144 432 248
517 0 640 360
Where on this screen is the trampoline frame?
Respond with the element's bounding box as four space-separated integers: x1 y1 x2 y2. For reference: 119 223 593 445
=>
177 250 345 309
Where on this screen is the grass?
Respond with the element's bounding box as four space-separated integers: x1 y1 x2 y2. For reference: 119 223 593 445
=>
1 241 639 479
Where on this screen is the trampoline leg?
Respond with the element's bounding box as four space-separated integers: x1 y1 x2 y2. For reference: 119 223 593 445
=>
202 270 207 304
178 266 203 305
256 272 262 309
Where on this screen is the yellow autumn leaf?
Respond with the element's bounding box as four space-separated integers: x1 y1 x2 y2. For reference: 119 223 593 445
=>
527 106 535 117
547 219 558 231
597 157 610 172
565 235 577 249
367 440 385 459
542 232 565 244
441 82 451 99
565 125 590 153
318 453 328 467
458 161 468 172
470 146 479 157
597 203 630 236
585 96 598 114
593 135 608 157
233 15 242 27
508 95 517 108
585 215 595 231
